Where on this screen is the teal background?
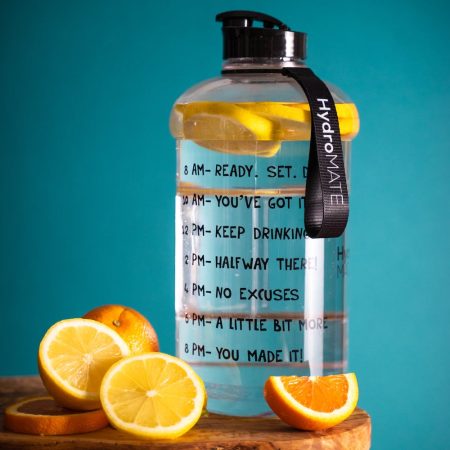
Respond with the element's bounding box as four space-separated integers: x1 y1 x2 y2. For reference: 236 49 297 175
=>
1 0 449 448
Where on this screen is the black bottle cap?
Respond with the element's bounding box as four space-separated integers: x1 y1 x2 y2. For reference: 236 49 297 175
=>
216 10 307 60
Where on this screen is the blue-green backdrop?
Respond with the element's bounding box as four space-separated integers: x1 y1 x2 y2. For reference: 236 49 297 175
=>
1 0 449 448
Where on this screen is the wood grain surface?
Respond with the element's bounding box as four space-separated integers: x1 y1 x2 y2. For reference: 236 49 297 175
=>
0 376 371 450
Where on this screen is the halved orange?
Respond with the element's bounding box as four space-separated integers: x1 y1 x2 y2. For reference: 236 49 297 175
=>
100 353 206 439
264 373 358 430
38 318 130 410
4 396 109 435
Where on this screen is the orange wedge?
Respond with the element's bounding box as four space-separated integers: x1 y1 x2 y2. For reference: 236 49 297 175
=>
4 396 109 435
264 373 358 430
100 353 206 439
38 318 130 410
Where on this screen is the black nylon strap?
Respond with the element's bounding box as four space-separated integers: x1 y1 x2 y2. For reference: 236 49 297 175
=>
282 67 349 238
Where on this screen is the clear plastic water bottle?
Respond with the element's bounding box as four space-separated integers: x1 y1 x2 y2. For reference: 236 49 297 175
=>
170 10 359 416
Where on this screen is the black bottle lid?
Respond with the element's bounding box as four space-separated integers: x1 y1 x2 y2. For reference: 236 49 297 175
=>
216 10 307 60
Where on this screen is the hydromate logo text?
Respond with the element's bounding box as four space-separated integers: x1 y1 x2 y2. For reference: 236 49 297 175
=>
316 98 345 206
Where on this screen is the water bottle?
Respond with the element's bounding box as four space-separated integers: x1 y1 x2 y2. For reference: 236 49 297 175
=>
170 10 359 416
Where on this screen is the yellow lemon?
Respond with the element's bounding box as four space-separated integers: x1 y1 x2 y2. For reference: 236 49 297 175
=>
176 102 281 156
38 318 130 410
100 353 206 439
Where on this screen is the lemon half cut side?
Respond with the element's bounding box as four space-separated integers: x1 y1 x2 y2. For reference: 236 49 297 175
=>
100 353 206 439
38 318 130 410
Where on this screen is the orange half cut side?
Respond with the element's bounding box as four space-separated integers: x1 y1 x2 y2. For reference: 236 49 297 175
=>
264 373 359 430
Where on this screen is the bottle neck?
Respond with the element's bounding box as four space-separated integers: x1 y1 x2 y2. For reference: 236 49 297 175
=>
222 57 306 72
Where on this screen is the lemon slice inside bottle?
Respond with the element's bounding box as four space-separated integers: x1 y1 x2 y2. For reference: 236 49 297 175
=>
239 102 359 139
175 101 359 157
177 102 281 157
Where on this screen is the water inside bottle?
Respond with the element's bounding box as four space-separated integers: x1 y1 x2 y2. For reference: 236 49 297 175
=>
173 102 355 416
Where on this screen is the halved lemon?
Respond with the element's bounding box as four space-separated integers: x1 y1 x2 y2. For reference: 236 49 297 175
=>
264 373 359 430
38 318 130 410
100 353 206 439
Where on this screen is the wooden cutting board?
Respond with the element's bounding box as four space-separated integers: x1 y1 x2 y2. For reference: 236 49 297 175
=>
0 376 371 449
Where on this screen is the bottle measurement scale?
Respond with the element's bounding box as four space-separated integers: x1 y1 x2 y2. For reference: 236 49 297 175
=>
171 11 358 416
175 149 349 416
